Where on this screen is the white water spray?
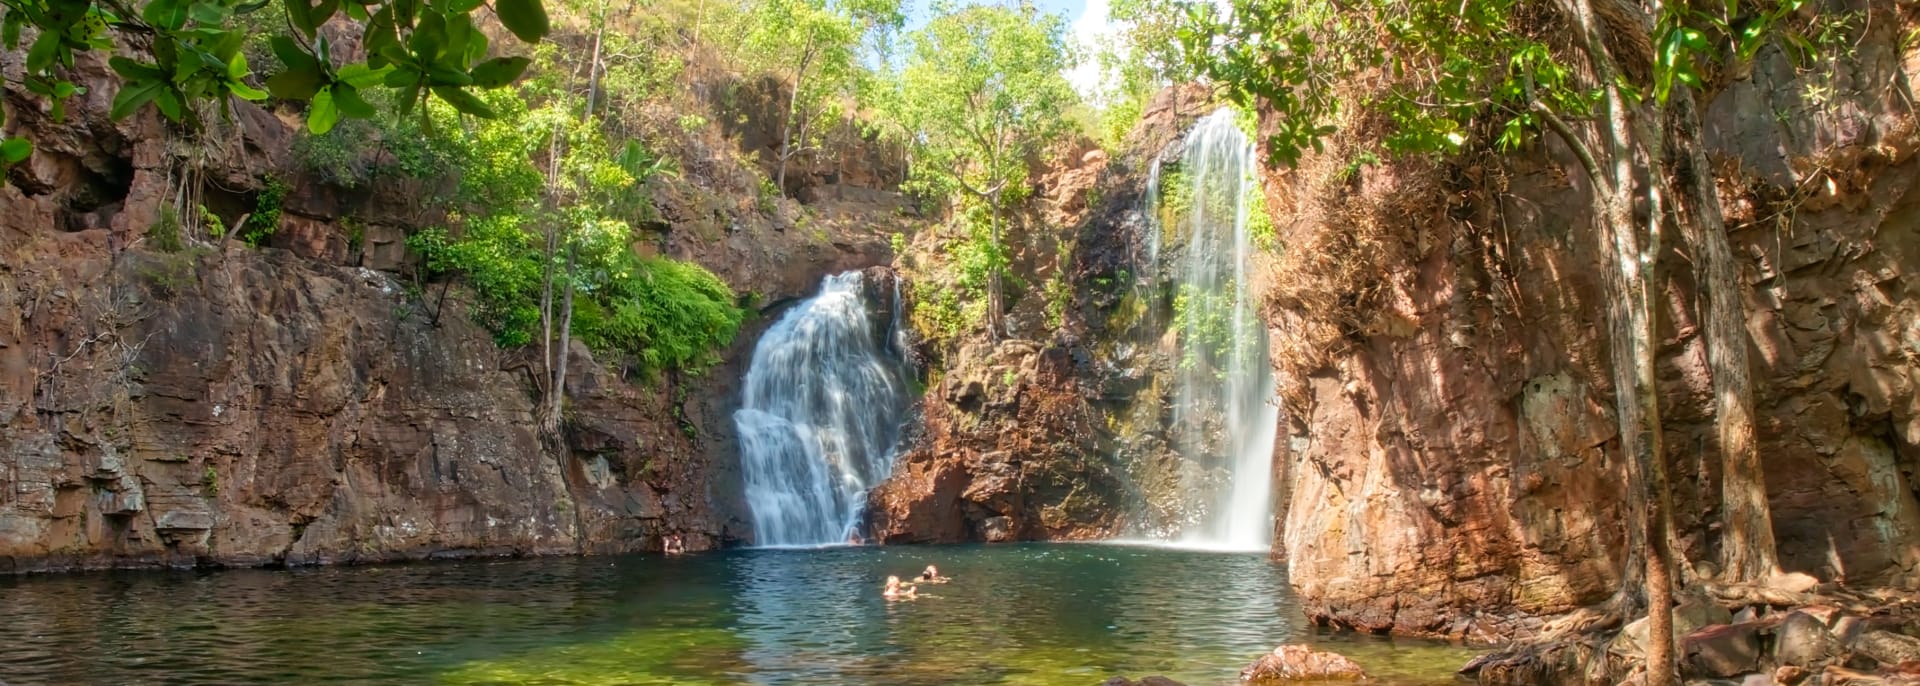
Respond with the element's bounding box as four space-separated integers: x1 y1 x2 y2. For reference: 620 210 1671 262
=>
1166 109 1279 551
735 271 910 547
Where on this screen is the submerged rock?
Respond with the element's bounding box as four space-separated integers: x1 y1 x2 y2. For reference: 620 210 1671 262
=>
1101 677 1189 686
1240 645 1368 682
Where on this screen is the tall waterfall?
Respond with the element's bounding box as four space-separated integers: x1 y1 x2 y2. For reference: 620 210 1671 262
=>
1164 109 1279 551
735 271 910 547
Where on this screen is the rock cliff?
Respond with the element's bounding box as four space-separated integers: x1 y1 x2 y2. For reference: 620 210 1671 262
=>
1260 16 1920 637
0 49 901 571
866 23 1920 643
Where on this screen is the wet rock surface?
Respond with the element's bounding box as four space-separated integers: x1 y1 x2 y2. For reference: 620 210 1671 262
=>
1241 645 1369 682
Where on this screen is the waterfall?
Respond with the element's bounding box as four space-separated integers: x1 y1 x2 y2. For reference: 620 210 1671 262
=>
1163 109 1279 551
735 271 910 547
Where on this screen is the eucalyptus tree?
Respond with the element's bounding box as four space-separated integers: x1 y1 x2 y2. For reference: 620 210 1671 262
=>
1153 0 1810 681
891 1 1077 339
743 0 902 193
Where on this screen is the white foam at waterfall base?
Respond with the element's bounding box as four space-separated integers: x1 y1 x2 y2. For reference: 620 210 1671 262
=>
1167 108 1280 552
735 271 910 547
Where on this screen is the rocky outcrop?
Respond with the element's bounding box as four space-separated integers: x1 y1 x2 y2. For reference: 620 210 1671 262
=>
1464 591 1920 685
1241 645 1369 682
866 338 1126 542
1257 16 1920 637
1 44 902 569
864 86 1216 543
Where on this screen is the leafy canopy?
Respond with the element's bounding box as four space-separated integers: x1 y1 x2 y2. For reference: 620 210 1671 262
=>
891 1 1078 205
1151 0 1805 167
0 0 553 167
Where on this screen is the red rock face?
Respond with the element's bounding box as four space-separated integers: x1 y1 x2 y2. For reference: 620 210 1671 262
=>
866 339 1126 543
0 50 901 571
1264 31 1920 637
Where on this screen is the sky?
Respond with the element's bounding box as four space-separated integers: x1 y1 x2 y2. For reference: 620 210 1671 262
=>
897 0 1118 99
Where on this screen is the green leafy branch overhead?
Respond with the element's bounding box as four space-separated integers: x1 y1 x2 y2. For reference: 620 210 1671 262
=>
0 0 552 167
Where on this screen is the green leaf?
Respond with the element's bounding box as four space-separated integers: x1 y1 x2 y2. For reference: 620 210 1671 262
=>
377 44 414 69
467 55 529 88
384 65 421 87
427 66 473 86
1 138 31 164
109 80 163 119
108 56 163 80
494 0 548 43
396 82 421 116
336 63 394 89
285 0 315 36
154 88 183 120
431 85 496 117
266 65 324 99
312 0 338 27
188 1 230 25
3 14 23 49
143 0 189 30
227 50 249 79
26 31 62 72
445 0 483 12
229 80 269 101
333 83 376 117
308 86 341 133
269 36 315 71
410 10 445 60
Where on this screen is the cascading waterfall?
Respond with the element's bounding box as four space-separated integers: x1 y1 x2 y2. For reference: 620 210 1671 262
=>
1163 108 1279 551
735 271 910 547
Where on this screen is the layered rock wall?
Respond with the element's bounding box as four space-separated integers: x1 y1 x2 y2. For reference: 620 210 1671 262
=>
0 48 899 570
1265 16 1920 637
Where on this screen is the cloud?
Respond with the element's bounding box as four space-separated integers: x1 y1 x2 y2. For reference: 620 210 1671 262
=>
1063 0 1115 101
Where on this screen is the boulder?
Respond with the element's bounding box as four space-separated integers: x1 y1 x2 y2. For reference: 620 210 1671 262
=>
1777 610 1844 668
1241 645 1368 682
1853 632 1920 667
1685 623 1763 677
981 516 1014 542
1775 665 1810 685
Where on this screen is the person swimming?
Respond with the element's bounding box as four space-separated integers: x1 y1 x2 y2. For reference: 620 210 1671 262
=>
883 575 916 599
663 534 685 555
916 565 948 583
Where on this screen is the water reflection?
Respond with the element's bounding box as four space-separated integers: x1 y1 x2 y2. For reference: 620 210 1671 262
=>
0 544 1479 685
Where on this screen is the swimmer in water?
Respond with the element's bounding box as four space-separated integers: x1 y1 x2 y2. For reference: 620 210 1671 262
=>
883 575 916 599
916 565 948 583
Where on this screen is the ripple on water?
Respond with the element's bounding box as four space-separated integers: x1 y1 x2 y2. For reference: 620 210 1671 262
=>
0 544 1479 685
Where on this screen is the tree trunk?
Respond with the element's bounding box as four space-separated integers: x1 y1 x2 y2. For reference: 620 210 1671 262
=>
778 38 818 196
1557 0 1678 680
988 202 1005 341
1671 85 1779 583
546 242 578 440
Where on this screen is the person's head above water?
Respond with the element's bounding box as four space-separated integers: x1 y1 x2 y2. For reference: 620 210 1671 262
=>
920 565 938 578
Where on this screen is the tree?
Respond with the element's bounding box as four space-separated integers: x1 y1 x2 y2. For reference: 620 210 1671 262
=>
892 1 1077 339
743 0 902 193
1154 0 1809 682
0 0 552 169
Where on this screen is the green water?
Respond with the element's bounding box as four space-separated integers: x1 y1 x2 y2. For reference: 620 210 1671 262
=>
0 544 1479 685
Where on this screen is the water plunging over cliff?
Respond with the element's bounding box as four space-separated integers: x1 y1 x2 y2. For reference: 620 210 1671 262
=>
1162 109 1279 551
735 271 910 547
